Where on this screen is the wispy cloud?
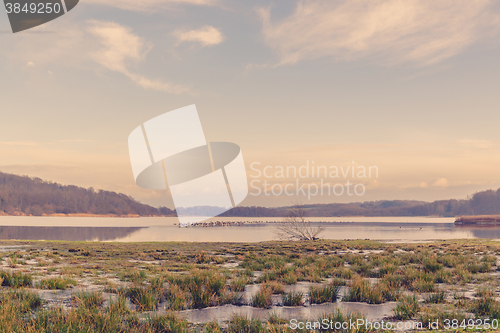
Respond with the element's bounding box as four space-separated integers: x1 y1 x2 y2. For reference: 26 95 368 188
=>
85 0 217 12
173 26 224 46
259 0 500 66
87 21 190 94
3 20 191 94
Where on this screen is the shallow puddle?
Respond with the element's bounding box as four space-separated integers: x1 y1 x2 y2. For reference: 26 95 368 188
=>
176 302 397 324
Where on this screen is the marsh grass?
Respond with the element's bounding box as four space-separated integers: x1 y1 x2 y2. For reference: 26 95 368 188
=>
310 284 339 304
0 289 42 313
0 271 32 288
467 262 491 274
282 272 297 285
37 277 77 290
204 321 223 333
106 294 130 316
166 284 187 310
227 315 266 333
120 269 148 283
424 291 446 304
230 277 249 292
253 286 272 308
469 288 500 318
263 281 285 294
402 267 435 292
127 286 161 312
282 292 303 306
319 310 372 333
2 239 500 331
343 277 397 304
331 267 353 279
167 269 226 309
148 313 189 333
423 258 443 273
393 295 420 320
72 291 104 309
0 296 172 332
219 289 244 306
419 309 469 329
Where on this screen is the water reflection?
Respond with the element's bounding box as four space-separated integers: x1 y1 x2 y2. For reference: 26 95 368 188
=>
0 226 143 241
0 217 499 242
455 226 500 239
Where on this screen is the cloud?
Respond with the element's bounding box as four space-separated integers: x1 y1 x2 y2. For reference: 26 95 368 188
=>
173 26 224 46
87 21 190 94
3 20 191 94
259 0 500 66
433 178 449 187
85 0 216 12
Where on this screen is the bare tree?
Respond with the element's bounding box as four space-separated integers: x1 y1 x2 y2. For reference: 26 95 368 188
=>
275 203 324 241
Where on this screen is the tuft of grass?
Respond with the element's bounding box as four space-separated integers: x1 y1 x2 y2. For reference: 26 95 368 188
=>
319 310 371 333
227 315 266 333
330 278 346 286
147 313 189 333
282 272 297 285
252 286 272 309
425 291 446 304
106 294 130 316
168 269 226 309
230 277 249 292
467 261 491 274
331 267 353 279
310 284 339 304
120 269 148 283
37 277 77 290
72 292 104 309
423 258 443 273
402 267 435 292
263 282 285 295
166 284 187 311
434 270 452 284
469 288 500 318
204 321 222 333
343 277 397 304
394 295 420 320
282 291 303 306
127 286 160 312
0 289 42 313
0 271 33 288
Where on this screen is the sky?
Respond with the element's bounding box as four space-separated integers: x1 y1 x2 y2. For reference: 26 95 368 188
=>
1 0 500 208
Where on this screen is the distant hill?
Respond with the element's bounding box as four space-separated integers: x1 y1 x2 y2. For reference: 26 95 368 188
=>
218 188 500 217
0 172 175 217
3 170 500 218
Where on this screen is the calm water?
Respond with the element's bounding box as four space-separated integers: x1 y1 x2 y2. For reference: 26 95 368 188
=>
0 216 498 242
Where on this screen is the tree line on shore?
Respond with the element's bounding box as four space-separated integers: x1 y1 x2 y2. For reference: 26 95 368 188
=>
0 172 174 216
2 171 500 217
220 188 500 217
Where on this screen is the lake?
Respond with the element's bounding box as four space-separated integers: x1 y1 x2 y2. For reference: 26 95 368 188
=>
1 216 499 242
